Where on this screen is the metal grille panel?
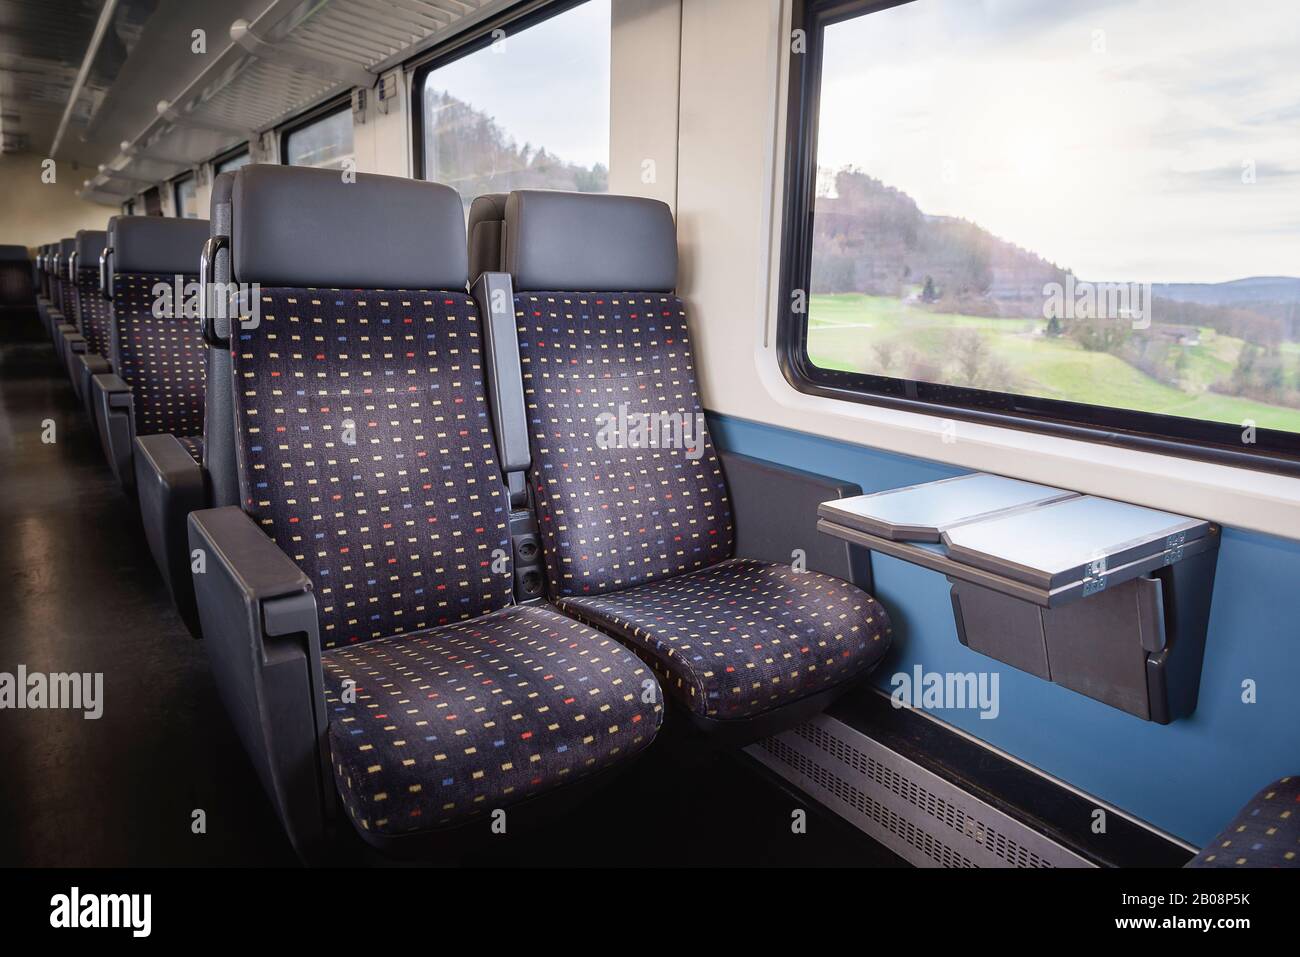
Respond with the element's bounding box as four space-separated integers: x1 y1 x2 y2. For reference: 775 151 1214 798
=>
748 714 1092 868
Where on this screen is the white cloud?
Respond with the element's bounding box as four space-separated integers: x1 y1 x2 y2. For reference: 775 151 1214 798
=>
818 0 1300 282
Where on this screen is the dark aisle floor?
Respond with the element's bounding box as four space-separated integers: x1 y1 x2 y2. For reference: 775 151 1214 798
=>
0 316 298 867
0 315 903 868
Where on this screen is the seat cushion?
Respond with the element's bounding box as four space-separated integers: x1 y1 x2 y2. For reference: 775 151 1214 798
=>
322 603 662 839
558 558 892 721
177 434 203 464
1187 776 1299 867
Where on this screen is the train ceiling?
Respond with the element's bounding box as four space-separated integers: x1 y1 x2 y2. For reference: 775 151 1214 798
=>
0 0 512 202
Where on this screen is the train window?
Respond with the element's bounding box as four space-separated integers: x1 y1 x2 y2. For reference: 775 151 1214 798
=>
415 0 610 207
781 0 1300 468
215 149 252 174
172 174 198 219
122 198 135 216
282 104 354 170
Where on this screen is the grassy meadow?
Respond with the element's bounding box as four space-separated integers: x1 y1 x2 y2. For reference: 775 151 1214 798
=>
807 294 1300 433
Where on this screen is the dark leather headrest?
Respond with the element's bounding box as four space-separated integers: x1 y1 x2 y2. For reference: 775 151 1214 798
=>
59 238 75 257
75 230 106 263
114 216 210 275
504 190 677 293
0 245 28 261
468 192 507 282
231 165 467 290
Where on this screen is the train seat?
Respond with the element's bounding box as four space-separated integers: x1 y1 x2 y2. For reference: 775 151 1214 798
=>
186 165 662 857
1187 776 1300 868
51 237 77 361
496 190 892 740
0 244 35 314
63 229 108 402
135 181 234 637
35 244 56 334
90 216 209 493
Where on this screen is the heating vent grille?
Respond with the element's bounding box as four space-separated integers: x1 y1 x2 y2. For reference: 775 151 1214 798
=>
790 721 1052 868
750 715 1091 869
761 736 976 867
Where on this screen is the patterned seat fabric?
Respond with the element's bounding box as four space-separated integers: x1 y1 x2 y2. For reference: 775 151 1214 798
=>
323 603 660 837
233 288 660 835
559 558 891 720
75 268 113 359
111 273 206 439
516 292 892 720
234 289 516 647
516 293 733 596
55 275 73 323
1187 776 1300 867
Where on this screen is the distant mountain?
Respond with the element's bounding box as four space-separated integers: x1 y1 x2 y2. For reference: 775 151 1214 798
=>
1151 277 1300 307
422 88 607 207
812 168 1067 317
813 168 1300 340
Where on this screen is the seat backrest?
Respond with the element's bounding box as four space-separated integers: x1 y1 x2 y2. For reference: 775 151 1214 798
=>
73 230 108 355
227 164 511 649
110 216 210 439
0 244 33 307
502 190 734 599
57 237 76 315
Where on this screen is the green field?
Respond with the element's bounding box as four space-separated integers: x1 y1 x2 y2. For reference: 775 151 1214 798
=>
808 294 1300 433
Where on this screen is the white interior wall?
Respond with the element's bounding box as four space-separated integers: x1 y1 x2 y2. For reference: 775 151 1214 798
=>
609 0 681 209
0 154 117 249
353 71 411 178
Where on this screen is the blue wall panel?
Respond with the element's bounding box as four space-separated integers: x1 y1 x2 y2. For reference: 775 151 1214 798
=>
710 412 1300 846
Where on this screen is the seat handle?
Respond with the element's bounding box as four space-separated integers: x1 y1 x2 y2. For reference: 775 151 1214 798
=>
99 246 114 300
200 235 230 347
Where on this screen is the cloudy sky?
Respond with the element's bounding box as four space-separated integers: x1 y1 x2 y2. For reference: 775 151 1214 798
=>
817 0 1300 283
422 0 610 170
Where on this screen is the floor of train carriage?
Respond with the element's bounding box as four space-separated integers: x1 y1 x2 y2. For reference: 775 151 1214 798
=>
0 314 903 868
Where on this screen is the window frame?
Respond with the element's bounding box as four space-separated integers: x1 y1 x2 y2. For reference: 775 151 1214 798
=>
213 144 251 175
278 96 354 168
171 172 197 218
777 0 1300 477
408 0 601 186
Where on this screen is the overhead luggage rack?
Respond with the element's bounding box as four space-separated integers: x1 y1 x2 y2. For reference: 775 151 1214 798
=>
818 474 1220 723
82 0 514 200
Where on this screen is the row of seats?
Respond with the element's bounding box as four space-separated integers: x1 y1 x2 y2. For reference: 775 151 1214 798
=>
35 166 894 860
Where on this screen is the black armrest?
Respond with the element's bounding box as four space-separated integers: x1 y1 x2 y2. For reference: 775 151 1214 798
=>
48 309 67 344
76 353 111 428
55 324 80 368
62 334 88 397
91 373 135 493
136 434 210 635
718 449 873 590
188 507 332 860
472 271 530 507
